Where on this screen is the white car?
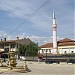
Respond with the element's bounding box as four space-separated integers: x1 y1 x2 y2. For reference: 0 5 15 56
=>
20 56 26 60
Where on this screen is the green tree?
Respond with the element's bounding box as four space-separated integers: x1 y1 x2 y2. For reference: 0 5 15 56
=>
18 44 27 56
18 42 39 58
28 42 38 60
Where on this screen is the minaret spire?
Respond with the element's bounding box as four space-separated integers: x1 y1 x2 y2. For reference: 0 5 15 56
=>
52 10 57 54
53 9 55 19
52 9 56 25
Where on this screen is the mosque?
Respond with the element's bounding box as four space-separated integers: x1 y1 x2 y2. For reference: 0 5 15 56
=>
39 11 75 55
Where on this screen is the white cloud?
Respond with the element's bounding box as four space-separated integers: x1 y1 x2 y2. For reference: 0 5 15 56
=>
0 0 73 29
0 0 52 31
0 0 74 41
0 31 52 45
0 31 11 40
0 31 69 45
0 0 33 18
17 32 62 45
17 32 52 45
0 0 47 18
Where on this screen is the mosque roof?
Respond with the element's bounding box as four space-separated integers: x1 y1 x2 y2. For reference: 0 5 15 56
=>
40 43 53 48
40 38 75 48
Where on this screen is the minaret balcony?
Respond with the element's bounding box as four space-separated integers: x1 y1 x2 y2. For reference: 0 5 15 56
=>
52 25 57 28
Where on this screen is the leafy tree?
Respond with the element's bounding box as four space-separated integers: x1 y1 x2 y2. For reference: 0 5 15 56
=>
18 44 27 56
18 42 39 58
27 42 38 60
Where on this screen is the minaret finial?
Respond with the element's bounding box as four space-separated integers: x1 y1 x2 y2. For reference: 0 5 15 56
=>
52 9 56 25
53 9 55 19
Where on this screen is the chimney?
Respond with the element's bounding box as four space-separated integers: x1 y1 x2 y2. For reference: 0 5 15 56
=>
17 37 19 40
4 38 6 41
1 39 2 41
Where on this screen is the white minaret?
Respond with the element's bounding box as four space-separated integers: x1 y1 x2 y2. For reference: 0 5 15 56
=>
52 10 57 54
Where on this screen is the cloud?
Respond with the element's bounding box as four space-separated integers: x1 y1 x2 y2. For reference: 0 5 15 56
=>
0 31 70 46
0 0 33 18
0 31 11 40
0 30 51 46
17 32 62 45
0 0 51 32
17 32 52 45
0 0 47 18
0 0 74 41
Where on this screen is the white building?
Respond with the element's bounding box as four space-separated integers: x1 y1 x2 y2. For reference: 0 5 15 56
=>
39 38 75 55
39 11 75 55
0 37 32 58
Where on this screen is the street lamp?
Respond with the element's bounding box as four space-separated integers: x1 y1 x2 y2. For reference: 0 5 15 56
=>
4 48 6 62
46 49 47 63
25 51 26 61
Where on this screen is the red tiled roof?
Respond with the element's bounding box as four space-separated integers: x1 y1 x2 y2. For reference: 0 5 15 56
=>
40 43 53 48
0 40 16 43
58 42 75 46
58 38 75 46
40 38 75 48
58 38 75 43
0 38 32 44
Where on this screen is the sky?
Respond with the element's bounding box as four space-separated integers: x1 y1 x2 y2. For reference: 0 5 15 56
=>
0 0 74 45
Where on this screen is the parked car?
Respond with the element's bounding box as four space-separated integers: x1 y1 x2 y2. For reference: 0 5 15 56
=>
20 56 26 61
45 59 60 64
67 59 75 64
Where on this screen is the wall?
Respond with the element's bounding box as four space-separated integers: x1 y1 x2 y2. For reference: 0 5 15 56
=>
58 45 75 54
39 45 75 54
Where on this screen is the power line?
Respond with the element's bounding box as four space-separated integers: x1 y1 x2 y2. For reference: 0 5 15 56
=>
5 0 49 38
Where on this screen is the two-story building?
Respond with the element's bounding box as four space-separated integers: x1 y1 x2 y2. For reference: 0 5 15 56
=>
0 37 32 58
39 38 75 55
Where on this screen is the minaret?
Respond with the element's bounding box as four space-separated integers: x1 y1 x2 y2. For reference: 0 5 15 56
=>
52 10 57 54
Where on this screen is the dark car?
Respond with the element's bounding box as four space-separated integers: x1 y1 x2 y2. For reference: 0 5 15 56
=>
67 59 75 64
45 59 60 64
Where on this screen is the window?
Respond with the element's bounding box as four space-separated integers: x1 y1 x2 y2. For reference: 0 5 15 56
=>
5 44 9 46
71 51 74 54
11 44 15 48
64 51 67 54
49 49 51 53
5 48 9 52
46 49 48 52
42 49 44 53
0 45 4 48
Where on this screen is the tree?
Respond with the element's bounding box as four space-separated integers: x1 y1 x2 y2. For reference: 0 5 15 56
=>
18 44 27 56
28 42 38 60
18 42 39 58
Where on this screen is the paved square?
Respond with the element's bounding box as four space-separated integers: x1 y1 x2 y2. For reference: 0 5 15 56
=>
0 61 75 75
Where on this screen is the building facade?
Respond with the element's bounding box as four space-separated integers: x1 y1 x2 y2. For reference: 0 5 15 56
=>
39 11 75 55
0 37 32 58
39 38 75 55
